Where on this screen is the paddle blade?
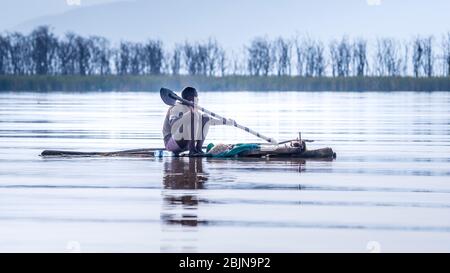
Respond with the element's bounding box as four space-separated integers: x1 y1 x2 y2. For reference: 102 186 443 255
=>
160 88 178 106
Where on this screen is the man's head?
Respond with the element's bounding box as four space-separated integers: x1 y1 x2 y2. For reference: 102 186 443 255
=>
181 87 198 103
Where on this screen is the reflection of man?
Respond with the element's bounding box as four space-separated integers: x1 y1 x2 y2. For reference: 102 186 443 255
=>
162 86 233 156
163 157 207 189
162 158 208 227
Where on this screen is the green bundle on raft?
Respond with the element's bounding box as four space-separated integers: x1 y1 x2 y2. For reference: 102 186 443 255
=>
206 143 260 157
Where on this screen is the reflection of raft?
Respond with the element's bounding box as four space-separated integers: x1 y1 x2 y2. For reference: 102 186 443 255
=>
40 140 336 159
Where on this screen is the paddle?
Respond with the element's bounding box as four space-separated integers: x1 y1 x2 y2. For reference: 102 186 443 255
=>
160 88 278 144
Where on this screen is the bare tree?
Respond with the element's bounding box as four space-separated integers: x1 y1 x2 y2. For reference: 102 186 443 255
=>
170 44 182 75
314 41 325 77
230 49 244 75
75 35 93 75
374 38 402 76
130 43 144 75
201 46 208 75
303 38 324 77
304 38 316 77
247 37 272 76
116 42 131 75
182 41 208 75
412 36 434 77
217 47 227 76
206 38 220 76
421 36 434 77
352 38 368 76
0 34 11 74
57 32 77 75
329 40 339 77
401 41 409 76
7 32 32 75
90 36 111 75
412 36 424 77
30 25 58 75
143 40 164 75
196 43 208 75
336 37 351 76
274 37 292 76
183 41 197 75
443 32 450 76
294 36 306 76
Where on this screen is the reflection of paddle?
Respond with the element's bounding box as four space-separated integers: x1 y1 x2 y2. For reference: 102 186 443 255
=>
160 88 278 144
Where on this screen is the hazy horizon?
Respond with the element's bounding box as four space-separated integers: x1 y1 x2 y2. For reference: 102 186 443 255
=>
2 0 449 48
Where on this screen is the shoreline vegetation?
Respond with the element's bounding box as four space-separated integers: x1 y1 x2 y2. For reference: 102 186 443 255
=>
1 26 449 91
0 75 449 92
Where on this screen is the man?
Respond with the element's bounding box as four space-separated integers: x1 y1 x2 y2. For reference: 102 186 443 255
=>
162 87 232 156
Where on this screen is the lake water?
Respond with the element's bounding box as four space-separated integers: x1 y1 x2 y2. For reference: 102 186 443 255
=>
1 91 449 252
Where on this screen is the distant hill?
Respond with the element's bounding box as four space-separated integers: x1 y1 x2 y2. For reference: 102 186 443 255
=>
11 0 450 48
0 0 122 31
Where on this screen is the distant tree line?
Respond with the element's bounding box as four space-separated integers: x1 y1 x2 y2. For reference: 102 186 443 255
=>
0 26 449 77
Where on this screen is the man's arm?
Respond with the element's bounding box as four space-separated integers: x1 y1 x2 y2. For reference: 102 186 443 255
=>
208 116 235 126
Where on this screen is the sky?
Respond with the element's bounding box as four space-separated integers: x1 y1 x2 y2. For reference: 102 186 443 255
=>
1 0 449 48
0 0 126 30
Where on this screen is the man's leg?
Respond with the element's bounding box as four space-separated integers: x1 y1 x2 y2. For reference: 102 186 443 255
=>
188 109 197 154
170 109 194 153
195 114 211 153
172 109 207 155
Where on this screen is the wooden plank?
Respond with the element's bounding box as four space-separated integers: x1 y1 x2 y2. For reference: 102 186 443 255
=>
41 147 336 159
